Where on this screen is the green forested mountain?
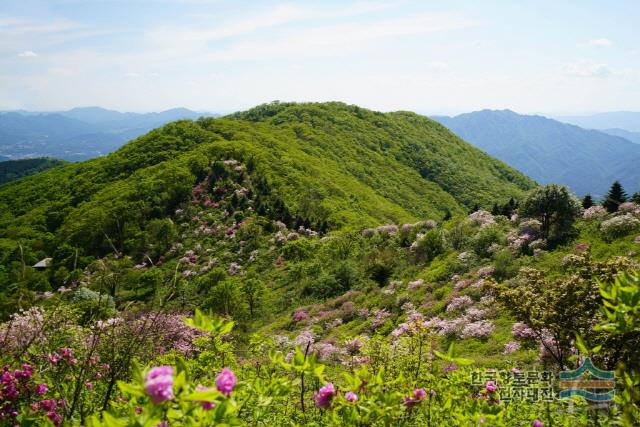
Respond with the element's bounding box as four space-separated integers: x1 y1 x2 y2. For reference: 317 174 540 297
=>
0 102 533 257
0 157 66 185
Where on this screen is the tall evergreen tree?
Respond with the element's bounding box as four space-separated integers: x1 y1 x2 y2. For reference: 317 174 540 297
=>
603 181 627 212
582 194 594 209
632 192 640 204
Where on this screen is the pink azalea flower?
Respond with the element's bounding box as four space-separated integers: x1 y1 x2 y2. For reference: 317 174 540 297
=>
314 382 335 408
344 391 358 403
215 368 237 396
144 366 174 404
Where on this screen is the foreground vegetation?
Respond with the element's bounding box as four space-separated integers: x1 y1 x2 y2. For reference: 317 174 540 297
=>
0 103 639 425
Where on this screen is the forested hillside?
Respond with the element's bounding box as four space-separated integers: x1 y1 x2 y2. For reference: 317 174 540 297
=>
0 157 65 184
1 103 638 426
0 102 533 258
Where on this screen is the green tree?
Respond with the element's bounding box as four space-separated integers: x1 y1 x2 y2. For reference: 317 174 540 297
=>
241 279 266 318
519 184 582 244
497 255 637 370
206 281 243 317
581 194 594 209
603 181 628 212
631 192 640 204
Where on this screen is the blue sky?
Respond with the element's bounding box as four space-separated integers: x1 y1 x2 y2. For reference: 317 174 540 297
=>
1 0 639 114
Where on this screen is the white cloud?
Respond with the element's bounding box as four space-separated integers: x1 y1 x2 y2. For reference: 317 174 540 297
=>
0 17 115 54
585 38 612 47
17 50 37 57
563 60 613 78
193 13 474 62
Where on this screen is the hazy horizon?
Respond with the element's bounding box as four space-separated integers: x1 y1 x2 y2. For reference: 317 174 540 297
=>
2 104 640 119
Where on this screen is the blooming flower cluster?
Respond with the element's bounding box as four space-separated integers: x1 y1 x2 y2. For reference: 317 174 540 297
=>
512 322 537 340
1 364 62 425
503 341 520 354
446 296 473 312
370 309 391 329
403 388 430 408
600 214 640 238
0 307 46 351
215 368 237 396
583 205 607 219
344 337 364 355
315 342 344 361
292 309 308 323
375 224 399 236
407 278 424 290
144 366 174 404
460 320 495 339
468 210 496 227
618 202 638 213
476 266 496 278
314 382 335 408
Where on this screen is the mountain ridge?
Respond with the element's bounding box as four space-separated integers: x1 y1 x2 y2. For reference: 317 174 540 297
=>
434 109 640 197
0 107 218 161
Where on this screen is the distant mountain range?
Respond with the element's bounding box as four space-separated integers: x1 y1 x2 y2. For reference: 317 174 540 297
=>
0 107 217 161
554 111 640 132
599 128 640 144
433 109 640 197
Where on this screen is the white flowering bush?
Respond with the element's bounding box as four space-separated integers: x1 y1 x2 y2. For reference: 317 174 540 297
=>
468 210 496 227
600 214 640 239
583 205 607 220
618 202 638 213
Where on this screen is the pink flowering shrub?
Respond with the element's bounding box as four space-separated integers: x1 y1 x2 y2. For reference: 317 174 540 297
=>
468 210 496 227
293 309 308 323
375 224 399 236
460 320 494 339
583 205 607 220
511 322 537 340
476 266 496 278
370 309 391 329
503 341 520 354
446 296 473 312
0 364 63 426
618 202 638 213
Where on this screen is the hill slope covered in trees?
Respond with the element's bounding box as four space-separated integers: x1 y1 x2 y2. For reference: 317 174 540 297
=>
0 102 533 257
0 157 66 184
